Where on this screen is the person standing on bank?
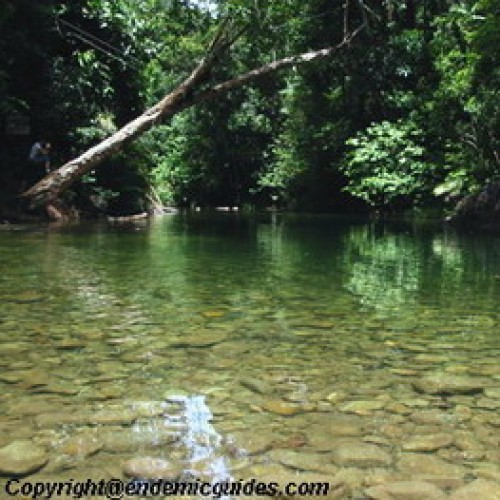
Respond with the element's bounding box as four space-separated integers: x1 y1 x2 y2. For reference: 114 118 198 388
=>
28 140 52 175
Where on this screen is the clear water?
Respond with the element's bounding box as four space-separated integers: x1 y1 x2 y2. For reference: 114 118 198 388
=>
0 213 499 496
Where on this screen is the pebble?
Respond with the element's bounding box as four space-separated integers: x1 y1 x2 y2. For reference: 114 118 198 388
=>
60 435 102 458
412 373 485 395
397 453 465 478
122 457 182 480
240 377 271 395
402 434 453 452
261 400 313 416
484 387 500 399
0 440 49 476
449 479 500 500
410 409 456 425
229 431 272 455
169 331 227 348
365 481 447 499
332 442 392 468
339 400 386 415
90 409 137 426
268 449 336 474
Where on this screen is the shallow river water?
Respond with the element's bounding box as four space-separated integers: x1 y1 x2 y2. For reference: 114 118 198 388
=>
0 213 499 499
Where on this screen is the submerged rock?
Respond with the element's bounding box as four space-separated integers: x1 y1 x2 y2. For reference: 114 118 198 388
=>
412 373 485 395
169 331 227 348
484 387 500 399
397 453 465 479
449 479 500 500
402 434 454 452
261 400 314 416
365 481 447 500
60 435 102 458
339 400 386 415
0 440 48 476
332 442 392 468
268 449 336 474
123 457 182 480
239 377 271 395
229 431 272 455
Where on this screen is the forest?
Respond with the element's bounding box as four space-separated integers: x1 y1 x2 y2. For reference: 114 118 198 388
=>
0 0 498 220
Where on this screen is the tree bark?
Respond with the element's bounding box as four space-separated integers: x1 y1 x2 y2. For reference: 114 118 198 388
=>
22 26 363 209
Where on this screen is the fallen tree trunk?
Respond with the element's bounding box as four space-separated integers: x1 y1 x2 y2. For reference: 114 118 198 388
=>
22 24 363 209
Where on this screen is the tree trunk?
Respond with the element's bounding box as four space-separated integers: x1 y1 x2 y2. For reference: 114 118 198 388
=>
22 26 362 210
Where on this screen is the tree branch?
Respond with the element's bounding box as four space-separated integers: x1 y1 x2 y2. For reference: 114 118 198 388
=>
22 22 365 209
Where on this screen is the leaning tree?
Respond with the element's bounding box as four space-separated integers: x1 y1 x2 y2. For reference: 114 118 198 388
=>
22 2 367 213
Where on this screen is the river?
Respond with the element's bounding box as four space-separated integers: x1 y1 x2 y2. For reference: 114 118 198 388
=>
0 213 499 498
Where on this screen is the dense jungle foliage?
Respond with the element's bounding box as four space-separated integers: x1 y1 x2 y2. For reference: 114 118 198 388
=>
0 0 498 216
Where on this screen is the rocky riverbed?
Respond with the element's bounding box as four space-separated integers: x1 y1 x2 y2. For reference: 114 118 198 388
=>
0 217 499 498
0 306 499 499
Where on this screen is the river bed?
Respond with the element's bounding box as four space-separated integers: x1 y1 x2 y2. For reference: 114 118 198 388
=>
0 214 499 498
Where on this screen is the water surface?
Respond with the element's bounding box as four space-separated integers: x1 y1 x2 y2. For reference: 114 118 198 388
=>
0 214 499 497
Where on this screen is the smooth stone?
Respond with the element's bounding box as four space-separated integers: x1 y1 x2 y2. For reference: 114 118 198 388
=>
91 386 125 400
399 398 430 408
412 373 485 395
410 410 456 425
307 420 362 449
243 463 299 486
261 400 314 416
330 468 365 493
0 440 49 477
60 436 102 458
365 481 447 500
33 382 79 395
402 434 453 452
363 436 392 447
385 402 411 415
339 400 386 415
380 424 406 439
123 457 182 480
8 401 60 416
475 398 500 410
449 479 500 500
229 432 272 455
240 377 271 395
0 373 23 383
332 443 392 468
453 432 485 455
99 430 142 453
20 370 51 388
389 369 419 376
325 392 347 403
35 412 85 428
414 354 450 364
410 474 465 491
90 409 137 425
201 310 226 318
484 387 500 399
487 416 500 427
169 331 227 348
474 365 500 376
268 449 336 474
473 463 500 482
397 453 465 478
54 339 86 349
